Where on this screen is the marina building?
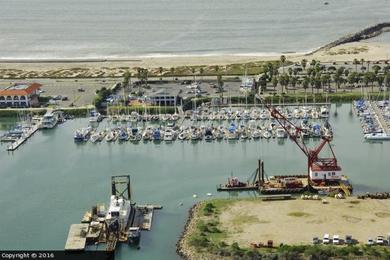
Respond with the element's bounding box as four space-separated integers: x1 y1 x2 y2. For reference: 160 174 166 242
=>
148 88 181 106
0 83 42 108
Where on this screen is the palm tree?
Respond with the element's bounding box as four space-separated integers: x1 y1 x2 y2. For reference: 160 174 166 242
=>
191 67 196 81
280 55 286 74
170 67 175 80
288 67 293 76
158 67 163 82
353 58 359 72
290 76 298 94
272 77 278 92
302 76 309 94
301 59 307 71
215 65 220 74
199 67 204 81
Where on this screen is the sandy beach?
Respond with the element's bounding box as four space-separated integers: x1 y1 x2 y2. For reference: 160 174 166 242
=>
0 41 389 79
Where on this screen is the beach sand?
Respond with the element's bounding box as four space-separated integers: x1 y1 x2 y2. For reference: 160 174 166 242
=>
0 41 389 79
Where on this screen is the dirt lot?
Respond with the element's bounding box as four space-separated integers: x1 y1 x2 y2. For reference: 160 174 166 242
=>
219 198 390 246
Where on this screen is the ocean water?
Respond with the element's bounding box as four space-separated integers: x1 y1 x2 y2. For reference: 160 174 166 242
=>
0 0 389 59
0 104 390 259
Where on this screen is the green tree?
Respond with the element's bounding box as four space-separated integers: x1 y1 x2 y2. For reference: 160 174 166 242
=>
272 77 278 92
279 73 289 94
302 76 309 94
199 67 204 81
288 67 293 76
301 59 307 71
372 65 381 75
122 70 131 89
158 67 163 82
280 55 286 74
290 76 298 93
191 67 196 81
170 67 175 80
258 74 267 93
353 58 359 72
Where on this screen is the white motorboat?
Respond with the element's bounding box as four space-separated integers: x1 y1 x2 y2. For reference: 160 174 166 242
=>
41 110 58 129
276 127 287 138
320 105 329 118
364 132 390 140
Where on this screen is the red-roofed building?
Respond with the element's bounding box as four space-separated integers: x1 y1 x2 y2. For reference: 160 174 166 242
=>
0 83 42 108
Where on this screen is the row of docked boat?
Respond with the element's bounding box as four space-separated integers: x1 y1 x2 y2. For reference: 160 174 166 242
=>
185 106 330 121
73 119 333 143
353 99 390 140
106 112 180 124
103 106 330 124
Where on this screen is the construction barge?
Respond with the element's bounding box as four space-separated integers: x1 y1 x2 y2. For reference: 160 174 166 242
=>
217 159 352 195
218 95 353 196
65 175 162 252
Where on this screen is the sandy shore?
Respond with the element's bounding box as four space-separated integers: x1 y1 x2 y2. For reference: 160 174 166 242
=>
0 41 389 79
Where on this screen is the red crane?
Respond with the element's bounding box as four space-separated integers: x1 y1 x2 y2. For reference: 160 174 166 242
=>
257 95 341 184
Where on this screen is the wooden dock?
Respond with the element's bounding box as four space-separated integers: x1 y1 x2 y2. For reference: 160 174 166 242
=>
371 101 390 134
64 224 89 251
6 125 39 151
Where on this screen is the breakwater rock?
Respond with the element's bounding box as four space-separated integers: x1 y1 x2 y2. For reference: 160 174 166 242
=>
311 22 390 54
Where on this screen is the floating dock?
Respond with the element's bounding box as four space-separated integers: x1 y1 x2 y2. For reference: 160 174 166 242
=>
65 175 162 252
6 124 39 151
64 224 89 251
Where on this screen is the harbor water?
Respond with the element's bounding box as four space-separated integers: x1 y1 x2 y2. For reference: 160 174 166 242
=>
0 0 389 59
0 103 389 259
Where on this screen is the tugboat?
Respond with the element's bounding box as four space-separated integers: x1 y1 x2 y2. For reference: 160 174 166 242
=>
128 227 141 246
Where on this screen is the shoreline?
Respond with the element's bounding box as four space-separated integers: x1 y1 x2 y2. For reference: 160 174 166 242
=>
176 203 199 260
177 197 390 259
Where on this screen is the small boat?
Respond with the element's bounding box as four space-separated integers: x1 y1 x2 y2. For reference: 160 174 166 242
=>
262 130 271 139
90 130 106 143
118 128 130 142
204 128 214 142
164 129 175 142
252 129 261 139
320 106 329 118
74 127 92 142
364 132 390 140
105 130 118 142
89 110 103 123
128 227 141 246
276 127 287 138
152 129 162 142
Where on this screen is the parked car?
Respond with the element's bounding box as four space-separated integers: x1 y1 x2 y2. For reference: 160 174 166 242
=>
78 88 85 92
367 238 374 246
333 235 340 245
53 95 62 100
345 235 353 245
376 236 385 245
61 96 68 101
312 237 320 245
323 234 330 244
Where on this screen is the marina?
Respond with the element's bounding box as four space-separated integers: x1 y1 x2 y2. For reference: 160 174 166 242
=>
0 103 390 260
73 104 334 144
353 99 390 140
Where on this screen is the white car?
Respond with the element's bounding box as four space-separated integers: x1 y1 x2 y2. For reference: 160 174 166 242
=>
333 235 340 245
367 238 374 245
323 234 330 244
376 236 384 245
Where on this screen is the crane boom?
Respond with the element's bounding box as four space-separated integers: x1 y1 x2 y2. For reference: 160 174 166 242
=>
256 94 340 182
